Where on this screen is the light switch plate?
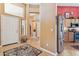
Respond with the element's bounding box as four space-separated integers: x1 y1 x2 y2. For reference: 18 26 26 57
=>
51 29 53 31
46 43 48 46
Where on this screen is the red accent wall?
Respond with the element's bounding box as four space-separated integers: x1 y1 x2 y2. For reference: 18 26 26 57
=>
57 6 79 18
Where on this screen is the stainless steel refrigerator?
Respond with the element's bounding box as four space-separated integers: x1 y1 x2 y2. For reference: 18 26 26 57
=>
57 15 64 53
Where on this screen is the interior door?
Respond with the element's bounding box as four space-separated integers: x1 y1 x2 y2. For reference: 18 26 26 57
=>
1 15 19 45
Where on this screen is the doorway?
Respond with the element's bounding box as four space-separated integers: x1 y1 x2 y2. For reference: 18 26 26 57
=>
57 4 79 56
29 13 40 40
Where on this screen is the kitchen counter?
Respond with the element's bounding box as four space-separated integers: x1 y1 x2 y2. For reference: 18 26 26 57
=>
64 27 79 42
68 27 79 32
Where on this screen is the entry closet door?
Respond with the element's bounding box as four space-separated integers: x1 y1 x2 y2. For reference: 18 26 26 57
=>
1 15 19 45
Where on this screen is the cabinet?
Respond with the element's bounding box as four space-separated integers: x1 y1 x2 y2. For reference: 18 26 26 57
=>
64 31 74 42
68 31 74 42
64 31 69 42
64 19 71 28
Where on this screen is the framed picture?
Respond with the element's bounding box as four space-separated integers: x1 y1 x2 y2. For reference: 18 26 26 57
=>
64 12 71 19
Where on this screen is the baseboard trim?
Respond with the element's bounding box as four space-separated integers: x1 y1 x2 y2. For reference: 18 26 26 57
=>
2 42 18 46
40 47 57 56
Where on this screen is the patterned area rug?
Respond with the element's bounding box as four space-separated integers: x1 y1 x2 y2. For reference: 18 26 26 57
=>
3 44 42 56
72 45 79 50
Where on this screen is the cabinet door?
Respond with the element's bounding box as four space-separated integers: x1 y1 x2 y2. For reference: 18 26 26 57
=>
69 32 74 42
1 15 19 45
64 31 69 42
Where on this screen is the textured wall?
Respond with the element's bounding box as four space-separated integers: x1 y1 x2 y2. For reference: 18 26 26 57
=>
57 6 79 18
40 3 57 54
